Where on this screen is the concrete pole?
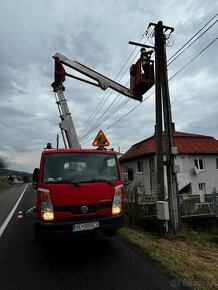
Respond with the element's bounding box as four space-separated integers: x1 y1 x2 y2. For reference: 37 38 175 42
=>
155 22 165 202
158 21 181 235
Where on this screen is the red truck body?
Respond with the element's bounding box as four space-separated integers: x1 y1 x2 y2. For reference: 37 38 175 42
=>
34 148 125 238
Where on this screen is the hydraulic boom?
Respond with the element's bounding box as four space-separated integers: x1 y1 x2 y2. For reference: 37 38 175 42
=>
51 53 150 149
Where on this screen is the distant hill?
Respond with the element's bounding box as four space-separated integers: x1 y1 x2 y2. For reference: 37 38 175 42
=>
0 168 32 178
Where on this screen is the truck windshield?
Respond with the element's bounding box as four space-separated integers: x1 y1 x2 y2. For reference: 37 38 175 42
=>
42 152 120 184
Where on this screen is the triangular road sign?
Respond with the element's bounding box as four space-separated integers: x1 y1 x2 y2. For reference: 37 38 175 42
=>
92 130 110 147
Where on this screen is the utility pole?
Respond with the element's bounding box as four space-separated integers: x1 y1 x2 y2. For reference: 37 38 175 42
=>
154 22 165 202
129 22 181 234
149 21 181 235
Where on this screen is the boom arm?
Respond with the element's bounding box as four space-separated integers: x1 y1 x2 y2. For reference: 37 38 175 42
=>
51 53 142 149
53 53 141 101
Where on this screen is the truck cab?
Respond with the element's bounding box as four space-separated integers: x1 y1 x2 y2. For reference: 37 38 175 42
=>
33 148 125 239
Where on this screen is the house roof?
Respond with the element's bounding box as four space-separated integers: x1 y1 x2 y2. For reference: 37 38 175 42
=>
120 131 218 161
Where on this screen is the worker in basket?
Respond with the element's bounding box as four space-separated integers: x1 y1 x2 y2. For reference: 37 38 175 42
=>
140 48 154 79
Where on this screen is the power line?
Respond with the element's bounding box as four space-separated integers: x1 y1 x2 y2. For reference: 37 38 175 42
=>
167 13 217 63
102 18 218 132
78 33 146 137
79 78 132 143
110 36 218 132
81 35 217 146
105 92 153 131
169 36 218 81
80 15 217 141
167 17 218 66
81 16 217 145
80 91 154 145
80 73 136 142
77 87 111 137
79 38 151 142
80 96 131 144
78 52 139 140
79 90 124 142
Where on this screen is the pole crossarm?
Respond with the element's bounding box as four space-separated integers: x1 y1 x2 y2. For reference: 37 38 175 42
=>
129 41 154 49
148 22 174 33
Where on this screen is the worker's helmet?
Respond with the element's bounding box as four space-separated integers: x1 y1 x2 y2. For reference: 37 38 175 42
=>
141 48 146 52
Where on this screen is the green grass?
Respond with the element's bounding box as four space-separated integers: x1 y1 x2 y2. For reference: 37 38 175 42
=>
119 226 218 290
0 179 10 190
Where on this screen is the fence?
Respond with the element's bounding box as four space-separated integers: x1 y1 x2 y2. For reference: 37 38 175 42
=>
180 192 218 217
124 184 218 222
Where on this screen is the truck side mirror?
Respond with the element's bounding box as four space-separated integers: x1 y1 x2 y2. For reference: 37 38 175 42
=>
32 168 39 189
128 168 134 181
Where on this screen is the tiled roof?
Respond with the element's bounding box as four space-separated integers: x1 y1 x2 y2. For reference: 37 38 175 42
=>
120 131 218 161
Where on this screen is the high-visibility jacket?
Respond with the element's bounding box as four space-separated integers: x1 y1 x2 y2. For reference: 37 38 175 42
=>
141 50 152 66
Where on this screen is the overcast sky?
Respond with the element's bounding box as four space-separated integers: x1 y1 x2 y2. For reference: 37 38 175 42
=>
0 0 217 173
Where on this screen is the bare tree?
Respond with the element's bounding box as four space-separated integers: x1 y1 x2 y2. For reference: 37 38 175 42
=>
0 157 8 170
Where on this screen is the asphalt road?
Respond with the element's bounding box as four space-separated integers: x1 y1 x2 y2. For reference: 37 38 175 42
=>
0 184 26 226
0 185 189 290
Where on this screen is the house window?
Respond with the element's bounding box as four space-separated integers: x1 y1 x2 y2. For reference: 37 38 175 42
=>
198 183 206 202
123 164 128 174
199 183 205 191
216 158 218 170
194 158 205 171
136 160 143 173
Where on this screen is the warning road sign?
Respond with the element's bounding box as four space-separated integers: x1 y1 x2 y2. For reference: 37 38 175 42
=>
92 130 110 147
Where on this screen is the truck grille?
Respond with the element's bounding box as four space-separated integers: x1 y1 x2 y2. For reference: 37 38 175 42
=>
53 202 112 214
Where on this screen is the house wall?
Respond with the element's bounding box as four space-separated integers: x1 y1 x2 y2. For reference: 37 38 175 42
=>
174 154 192 191
121 156 155 195
175 154 218 195
121 157 153 195
121 153 218 197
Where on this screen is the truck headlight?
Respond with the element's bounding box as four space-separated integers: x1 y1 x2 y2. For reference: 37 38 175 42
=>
112 186 122 215
40 190 54 221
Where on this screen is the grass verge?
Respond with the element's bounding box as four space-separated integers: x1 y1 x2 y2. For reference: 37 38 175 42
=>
119 226 218 290
0 179 10 190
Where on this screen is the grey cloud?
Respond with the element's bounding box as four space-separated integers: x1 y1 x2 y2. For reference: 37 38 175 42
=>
0 0 217 172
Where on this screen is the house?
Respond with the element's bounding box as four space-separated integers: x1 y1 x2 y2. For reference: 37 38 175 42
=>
120 126 218 201
9 175 24 184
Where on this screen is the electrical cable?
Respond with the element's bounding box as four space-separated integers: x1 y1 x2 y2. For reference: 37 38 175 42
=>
79 37 151 142
81 35 218 146
167 13 217 63
81 15 217 145
167 18 217 66
80 98 131 144
168 36 218 81
79 53 138 140
80 80 132 143
104 35 218 134
78 33 146 137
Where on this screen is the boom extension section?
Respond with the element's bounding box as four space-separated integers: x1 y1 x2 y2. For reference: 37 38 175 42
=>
52 82 80 149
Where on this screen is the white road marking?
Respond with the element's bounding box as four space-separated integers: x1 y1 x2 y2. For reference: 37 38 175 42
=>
0 184 28 238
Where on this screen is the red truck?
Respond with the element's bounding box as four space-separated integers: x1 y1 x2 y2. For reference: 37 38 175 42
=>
33 148 125 238
32 52 148 239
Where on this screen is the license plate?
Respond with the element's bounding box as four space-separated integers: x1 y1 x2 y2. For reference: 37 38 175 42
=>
72 221 99 232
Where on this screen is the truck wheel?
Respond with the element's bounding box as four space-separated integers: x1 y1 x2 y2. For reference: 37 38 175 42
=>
103 229 117 237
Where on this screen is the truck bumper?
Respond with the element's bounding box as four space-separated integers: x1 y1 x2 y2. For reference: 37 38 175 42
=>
35 213 125 237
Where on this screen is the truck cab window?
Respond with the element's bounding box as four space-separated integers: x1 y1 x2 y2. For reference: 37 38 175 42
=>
43 152 120 183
